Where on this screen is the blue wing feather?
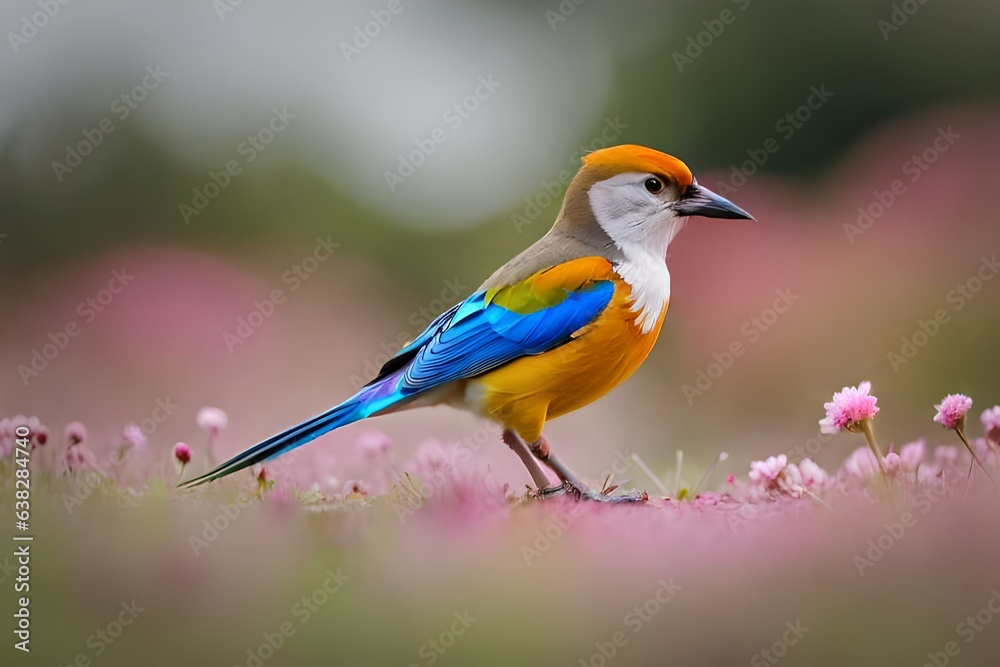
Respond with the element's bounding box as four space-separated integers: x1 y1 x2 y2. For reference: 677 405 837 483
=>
397 280 614 395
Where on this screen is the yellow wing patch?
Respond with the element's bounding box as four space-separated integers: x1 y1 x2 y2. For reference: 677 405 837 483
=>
485 257 615 314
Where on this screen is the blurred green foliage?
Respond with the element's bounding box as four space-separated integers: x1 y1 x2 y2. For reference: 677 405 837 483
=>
2 0 997 290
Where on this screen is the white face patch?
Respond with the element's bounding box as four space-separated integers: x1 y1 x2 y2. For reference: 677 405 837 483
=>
588 172 681 334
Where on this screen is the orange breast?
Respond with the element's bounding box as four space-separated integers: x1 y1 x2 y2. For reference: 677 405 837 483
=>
468 276 667 443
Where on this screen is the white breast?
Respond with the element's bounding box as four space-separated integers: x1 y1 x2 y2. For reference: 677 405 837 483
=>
614 244 672 335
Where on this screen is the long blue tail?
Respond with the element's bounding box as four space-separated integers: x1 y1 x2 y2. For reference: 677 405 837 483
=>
180 377 402 488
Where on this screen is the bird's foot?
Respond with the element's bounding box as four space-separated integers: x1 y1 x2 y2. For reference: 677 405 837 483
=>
536 480 647 504
535 484 568 500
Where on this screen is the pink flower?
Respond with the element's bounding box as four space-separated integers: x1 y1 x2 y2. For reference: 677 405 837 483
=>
899 440 926 471
797 459 831 487
10 415 46 448
971 437 997 468
64 421 88 446
933 445 960 467
819 381 879 434
64 444 98 473
196 407 228 435
777 463 804 493
121 423 147 449
342 480 372 498
981 406 1000 442
414 439 451 480
917 463 942 484
173 442 192 464
883 452 902 478
933 394 973 430
356 431 393 459
840 446 880 480
749 455 788 485
0 419 13 458
197 407 228 468
962 436 987 460
746 455 828 498
173 442 192 475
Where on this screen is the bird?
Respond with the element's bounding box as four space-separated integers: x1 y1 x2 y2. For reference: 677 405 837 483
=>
182 144 753 501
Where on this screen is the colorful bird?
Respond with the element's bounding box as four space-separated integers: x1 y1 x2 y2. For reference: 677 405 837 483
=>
182 144 753 501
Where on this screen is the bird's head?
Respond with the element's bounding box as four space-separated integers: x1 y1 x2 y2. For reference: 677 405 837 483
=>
558 144 753 256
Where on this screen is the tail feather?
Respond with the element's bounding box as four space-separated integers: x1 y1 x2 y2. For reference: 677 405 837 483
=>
182 373 409 488
180 399 365 489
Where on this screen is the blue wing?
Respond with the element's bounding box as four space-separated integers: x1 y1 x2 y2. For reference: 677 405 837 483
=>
393 280 614 395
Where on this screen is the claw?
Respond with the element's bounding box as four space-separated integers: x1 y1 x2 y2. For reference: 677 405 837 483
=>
537 480 647 504
535 484 568 500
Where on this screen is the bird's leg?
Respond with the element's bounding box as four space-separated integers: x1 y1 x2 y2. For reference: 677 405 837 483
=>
528 436 647 504
502 430 561 495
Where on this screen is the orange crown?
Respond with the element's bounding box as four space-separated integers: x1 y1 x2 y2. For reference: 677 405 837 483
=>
583 144 694 189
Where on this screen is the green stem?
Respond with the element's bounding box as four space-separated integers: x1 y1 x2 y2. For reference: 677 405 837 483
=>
955 427 997 488
859 419 886 477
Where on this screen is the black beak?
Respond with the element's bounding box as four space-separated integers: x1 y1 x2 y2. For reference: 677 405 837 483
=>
672 183 755 221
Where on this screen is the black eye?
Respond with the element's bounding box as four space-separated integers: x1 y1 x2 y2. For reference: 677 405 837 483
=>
644 177 664 194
